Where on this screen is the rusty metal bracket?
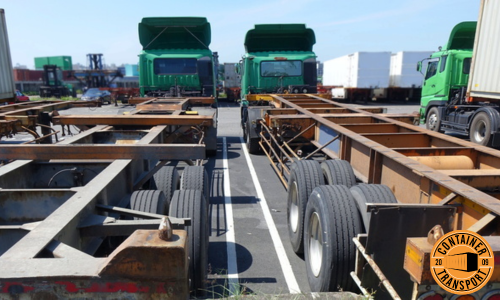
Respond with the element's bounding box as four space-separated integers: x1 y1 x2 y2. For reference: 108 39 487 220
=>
353 237 401 300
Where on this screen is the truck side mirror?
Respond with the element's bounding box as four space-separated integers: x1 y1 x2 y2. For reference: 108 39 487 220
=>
416 61 422 72
235 64 241 75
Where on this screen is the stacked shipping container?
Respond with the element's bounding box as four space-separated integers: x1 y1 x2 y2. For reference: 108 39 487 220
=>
34 56 73 70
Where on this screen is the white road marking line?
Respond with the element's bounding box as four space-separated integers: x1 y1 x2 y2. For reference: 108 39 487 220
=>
240 137 301 294
223 137 239 294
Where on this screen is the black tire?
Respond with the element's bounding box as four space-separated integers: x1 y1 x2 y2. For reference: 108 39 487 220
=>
321 160 357 187
245 118 260 154
170 190 208 296
153 166 179 203
304 185 363 292
287 160 325 254
241 107 248 129
180 166 209 206
130 190 167 217
426 107 443 133
350 184 397 231
205 125 218 157
470 112 493 146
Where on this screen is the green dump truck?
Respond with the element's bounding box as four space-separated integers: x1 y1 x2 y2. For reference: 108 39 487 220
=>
419 3 500 147
240 24 318 153
240 24 317 101
138 17 218 99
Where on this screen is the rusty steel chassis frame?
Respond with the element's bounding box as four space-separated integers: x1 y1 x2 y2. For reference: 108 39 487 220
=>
247 94 500 298
0 97 215 298
0 100 103 141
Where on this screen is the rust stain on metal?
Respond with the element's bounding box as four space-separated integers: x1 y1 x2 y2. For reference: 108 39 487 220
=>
100 230 188 284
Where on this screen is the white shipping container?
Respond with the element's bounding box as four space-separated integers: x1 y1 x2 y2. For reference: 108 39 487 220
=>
322 52 391 88
389 51 433 88
223 63 240 88
0 9 15 102
468 0 500 100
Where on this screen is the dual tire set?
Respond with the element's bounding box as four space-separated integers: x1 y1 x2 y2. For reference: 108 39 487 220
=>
287 159 397 292
426 107 494 146
130 165 210 296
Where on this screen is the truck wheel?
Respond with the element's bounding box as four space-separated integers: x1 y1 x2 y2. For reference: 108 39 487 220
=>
350 184 397 231
181 166 210 207
245 118 260 154
304 185 363 292
205 126 218 157
470 112 493 146
426 107 443 133
241 107 248 128
321 160 357 187
130 190 168 216
153 166 180 204
170 190 208 296
288 160 325 254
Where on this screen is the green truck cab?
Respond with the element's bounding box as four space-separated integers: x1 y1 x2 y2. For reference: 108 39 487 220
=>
239 24 317 107
138 17 218 99
240 24 317 153
419 21 500 147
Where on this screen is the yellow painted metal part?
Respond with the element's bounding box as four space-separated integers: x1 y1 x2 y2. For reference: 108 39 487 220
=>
409 155 474 170
246 94 331 102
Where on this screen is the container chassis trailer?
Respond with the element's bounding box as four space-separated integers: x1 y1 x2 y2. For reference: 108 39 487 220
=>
0 97 217 298
244 94 500 299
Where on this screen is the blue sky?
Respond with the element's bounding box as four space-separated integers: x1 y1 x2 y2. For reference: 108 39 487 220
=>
1 0 480 68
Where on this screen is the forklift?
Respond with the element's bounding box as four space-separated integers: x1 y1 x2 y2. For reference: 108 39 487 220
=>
39 65 76 98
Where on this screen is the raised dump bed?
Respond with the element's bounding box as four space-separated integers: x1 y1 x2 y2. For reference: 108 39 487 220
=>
244 93 500 299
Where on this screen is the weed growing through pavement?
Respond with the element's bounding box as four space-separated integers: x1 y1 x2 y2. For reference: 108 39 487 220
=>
202 264 253 299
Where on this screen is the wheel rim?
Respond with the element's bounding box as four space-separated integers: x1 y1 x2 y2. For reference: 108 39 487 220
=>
474 120 486 142
308 212 323 277
428 113 437 129
289 182 299 233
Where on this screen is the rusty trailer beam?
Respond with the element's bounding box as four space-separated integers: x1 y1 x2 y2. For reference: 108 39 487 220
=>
0 144 205 160
53 114 214 126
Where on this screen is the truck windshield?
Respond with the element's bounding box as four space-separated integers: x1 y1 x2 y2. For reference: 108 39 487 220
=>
425 59 440 80
154 58 197 75
261 61 302 77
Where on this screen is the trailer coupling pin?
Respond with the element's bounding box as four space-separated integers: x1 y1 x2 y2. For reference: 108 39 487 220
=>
158 217 173 241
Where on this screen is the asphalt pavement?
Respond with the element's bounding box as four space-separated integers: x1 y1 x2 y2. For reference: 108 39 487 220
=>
203 100 424 298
